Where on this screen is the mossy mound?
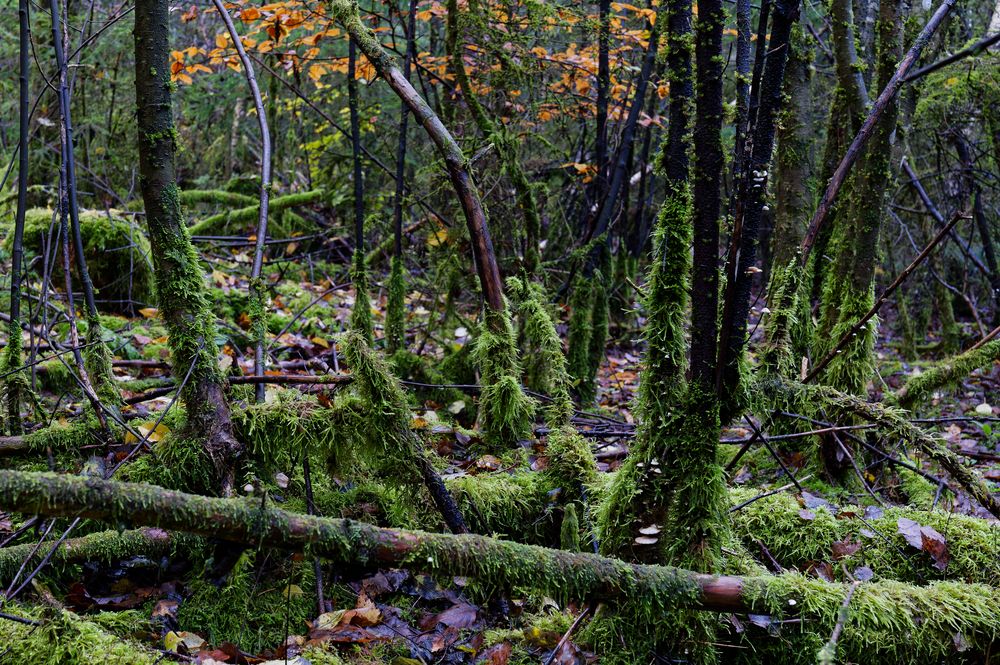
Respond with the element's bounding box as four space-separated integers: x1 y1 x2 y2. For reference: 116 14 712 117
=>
3 208 155 311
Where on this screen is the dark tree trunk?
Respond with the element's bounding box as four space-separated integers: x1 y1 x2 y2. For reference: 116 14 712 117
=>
689 0 726 388
133 0 240 493
717 0 802 418
3 0 31 436
595 0 611 201
349 38 364 253
954 133 1000 327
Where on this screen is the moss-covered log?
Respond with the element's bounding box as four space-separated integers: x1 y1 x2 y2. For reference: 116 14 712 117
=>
2 208 155 309
1 470 1000 663
186 189 324 235
0 528 171 584
894 336 1000 408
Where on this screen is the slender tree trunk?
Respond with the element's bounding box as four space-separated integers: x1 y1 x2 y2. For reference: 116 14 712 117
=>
716 0 802 418
331 2 505 315
2 0 31 436
595 0 611 201
689 0 725 388
447 0 542 276
133 0 240 493
213 0 271 403
50 0 98 320
954 132 1000 326
386 0 417 354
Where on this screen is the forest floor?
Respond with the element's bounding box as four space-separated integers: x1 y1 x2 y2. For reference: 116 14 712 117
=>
2 244 999 664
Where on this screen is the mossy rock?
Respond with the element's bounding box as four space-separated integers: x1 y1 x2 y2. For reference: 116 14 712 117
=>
3 208 155 312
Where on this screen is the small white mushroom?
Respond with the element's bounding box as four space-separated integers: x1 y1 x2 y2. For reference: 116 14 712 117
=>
634 535 659 545
639 525 662 535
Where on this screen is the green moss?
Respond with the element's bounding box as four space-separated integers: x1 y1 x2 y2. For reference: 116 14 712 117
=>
186 189 324 236
1 321 29 434
584 272 609 404
730 488 1000 585
560 503 580 552
0 604 159 664
385 254 407 353
178 549 315 653
349 243 374 347
507 276 572 428
894 339 1000 409
3 208 155 310
739 575 1000 664
446 471 552 541
566 274 593 402
472 308 536 451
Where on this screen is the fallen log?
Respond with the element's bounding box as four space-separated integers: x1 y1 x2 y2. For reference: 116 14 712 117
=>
0 528 171 583
1 471 998 661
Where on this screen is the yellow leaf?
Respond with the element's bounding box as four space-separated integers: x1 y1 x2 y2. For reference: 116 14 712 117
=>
174 72 193 85
308 63 325 82
240 6 261 20
427 228 448 247
215 33 229 49
311 336 330 348
138 307 159 318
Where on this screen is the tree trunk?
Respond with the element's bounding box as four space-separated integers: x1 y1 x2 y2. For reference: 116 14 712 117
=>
133 0 240 492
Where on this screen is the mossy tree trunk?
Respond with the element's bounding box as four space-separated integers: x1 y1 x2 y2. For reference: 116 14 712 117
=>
133 0 241 492
815 0 905 397
1 0 30 436
769 23 814 271
386 0 418 354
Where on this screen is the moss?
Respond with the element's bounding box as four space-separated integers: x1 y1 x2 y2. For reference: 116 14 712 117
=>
566 274 593 403
121 431 216 495
584 272 609 404
1 321 29 434
894 339 1000 409
560 503 580 552
543 426 598 505
730 488 1000 585
385 254 407 353
186 189 324 236
472 308 536 451
83 316 123 410
446 470 552 541
643 186 693 386
738 575 1000 664
816 275 878 397
178 549 315 653
0 604 159 664
349 242 374 347
506 276 572 427
3 208 155 311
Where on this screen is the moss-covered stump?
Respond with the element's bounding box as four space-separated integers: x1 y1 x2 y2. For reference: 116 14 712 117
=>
3 208 155 311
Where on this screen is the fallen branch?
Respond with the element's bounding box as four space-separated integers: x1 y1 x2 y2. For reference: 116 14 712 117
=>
187 190 324 236
768 378 1000 518
0 528 171 583
894 333 1000 408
